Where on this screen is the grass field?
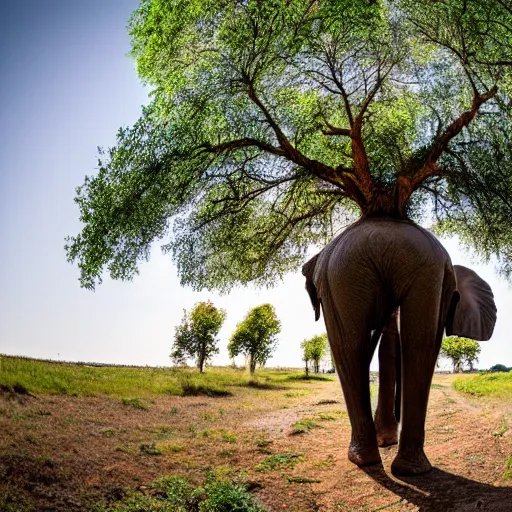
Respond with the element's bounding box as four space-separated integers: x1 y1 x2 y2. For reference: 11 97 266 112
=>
452 371 512 397
0 355 330 398
2 358 511 511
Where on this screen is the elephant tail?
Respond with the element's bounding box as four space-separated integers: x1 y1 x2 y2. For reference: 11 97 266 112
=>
302 254 321 321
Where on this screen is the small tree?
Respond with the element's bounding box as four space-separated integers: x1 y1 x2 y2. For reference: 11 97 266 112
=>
170 301 226 373
489 364 511 373
301 334 328 374
440 336 481 373
228 304 280 374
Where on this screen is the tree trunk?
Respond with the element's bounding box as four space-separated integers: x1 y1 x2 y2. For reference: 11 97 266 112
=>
314 360 320 374
249 353 256 375
360 179 413 220
305 359 309 378
198 347 206 373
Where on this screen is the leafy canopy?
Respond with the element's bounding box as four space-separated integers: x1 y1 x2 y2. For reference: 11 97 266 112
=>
171 301 226 371
67 0 512 291
228 304 281 372
440 336 481 373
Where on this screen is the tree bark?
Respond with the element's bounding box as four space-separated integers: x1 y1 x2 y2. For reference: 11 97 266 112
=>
249 353 256 375
198 347 206 373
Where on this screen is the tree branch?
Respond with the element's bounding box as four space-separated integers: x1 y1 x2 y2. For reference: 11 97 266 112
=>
409 86 498 190
200 138 286 157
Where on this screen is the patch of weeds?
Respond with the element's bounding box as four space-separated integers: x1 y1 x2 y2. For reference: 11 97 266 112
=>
446 397 457 404
316 413 336 421
431 383 447 389
169 407 179 415
139 442 162 456
199 429 237 443
255 453 304 472
121 397 148 410
503 456 512 480
217 448 237 458
285 374 332 382
102 474 269 511
155 426 174 440
180 380 231 397
284 391 306 398
100 428 116 437
324 410 347 418
255 439 272 448
37 409 52 416
291 418 320 435
494 416 509 437
158 441 186 454
314 455 335 469
315 399 339 405
218 407 225 417
221 432 237 443
200 411 216 421
287 476 321 484
115 445 138 455
188 424 198 434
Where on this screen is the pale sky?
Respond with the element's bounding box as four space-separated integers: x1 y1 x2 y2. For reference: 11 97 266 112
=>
1 1 511 371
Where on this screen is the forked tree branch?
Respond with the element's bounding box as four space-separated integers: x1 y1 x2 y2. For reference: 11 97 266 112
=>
409 86 498 190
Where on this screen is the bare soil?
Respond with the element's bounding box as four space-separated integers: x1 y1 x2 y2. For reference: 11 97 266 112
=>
1 374 511 511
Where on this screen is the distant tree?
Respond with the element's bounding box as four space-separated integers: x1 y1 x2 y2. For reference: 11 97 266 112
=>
228 304 281 374
440 336 481 373
170 301 226 373
301 334 328 374
489 364 511 373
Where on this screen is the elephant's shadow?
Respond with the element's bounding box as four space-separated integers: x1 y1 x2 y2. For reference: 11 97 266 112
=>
362 465 512 511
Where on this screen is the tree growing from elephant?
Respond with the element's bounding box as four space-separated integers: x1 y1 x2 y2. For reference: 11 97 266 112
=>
301 334 328 374
440 336 481 373
228 304 280 374
66 0 505 478
170 301 226 373
67 1 512 291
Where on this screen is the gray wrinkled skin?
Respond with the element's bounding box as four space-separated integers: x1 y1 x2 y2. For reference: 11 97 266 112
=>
303 218 497 476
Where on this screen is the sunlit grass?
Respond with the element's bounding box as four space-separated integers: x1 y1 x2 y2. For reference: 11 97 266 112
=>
453 372 512 397
0 355 311 398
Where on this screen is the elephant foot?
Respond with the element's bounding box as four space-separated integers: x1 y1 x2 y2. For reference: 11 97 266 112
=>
348 441 381 467
375 418 398 447
391 447 432 476
376 428 398 447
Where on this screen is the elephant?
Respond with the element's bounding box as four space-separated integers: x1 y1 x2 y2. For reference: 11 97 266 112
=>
302 217 497 476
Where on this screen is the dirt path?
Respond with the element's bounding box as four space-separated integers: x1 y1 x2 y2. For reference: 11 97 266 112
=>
1 374 511 511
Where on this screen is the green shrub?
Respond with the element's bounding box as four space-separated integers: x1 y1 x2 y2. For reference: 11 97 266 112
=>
121 397 148 409
100 475 268 511
291 418 320 434
255 453 304 472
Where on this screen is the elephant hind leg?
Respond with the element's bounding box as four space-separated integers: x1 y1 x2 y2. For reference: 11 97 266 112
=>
391 276 444 476
322 286 381 467
375 309 400 447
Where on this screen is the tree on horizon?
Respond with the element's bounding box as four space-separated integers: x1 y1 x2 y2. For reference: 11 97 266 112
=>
67 0 512 291
228 304 281 374
170 301 226 373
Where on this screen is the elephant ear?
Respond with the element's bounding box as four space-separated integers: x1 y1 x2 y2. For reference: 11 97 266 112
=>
302 254 321 321
446 265 497 341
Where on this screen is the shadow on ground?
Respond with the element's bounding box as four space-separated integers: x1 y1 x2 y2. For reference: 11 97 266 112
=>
363 465 512 511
